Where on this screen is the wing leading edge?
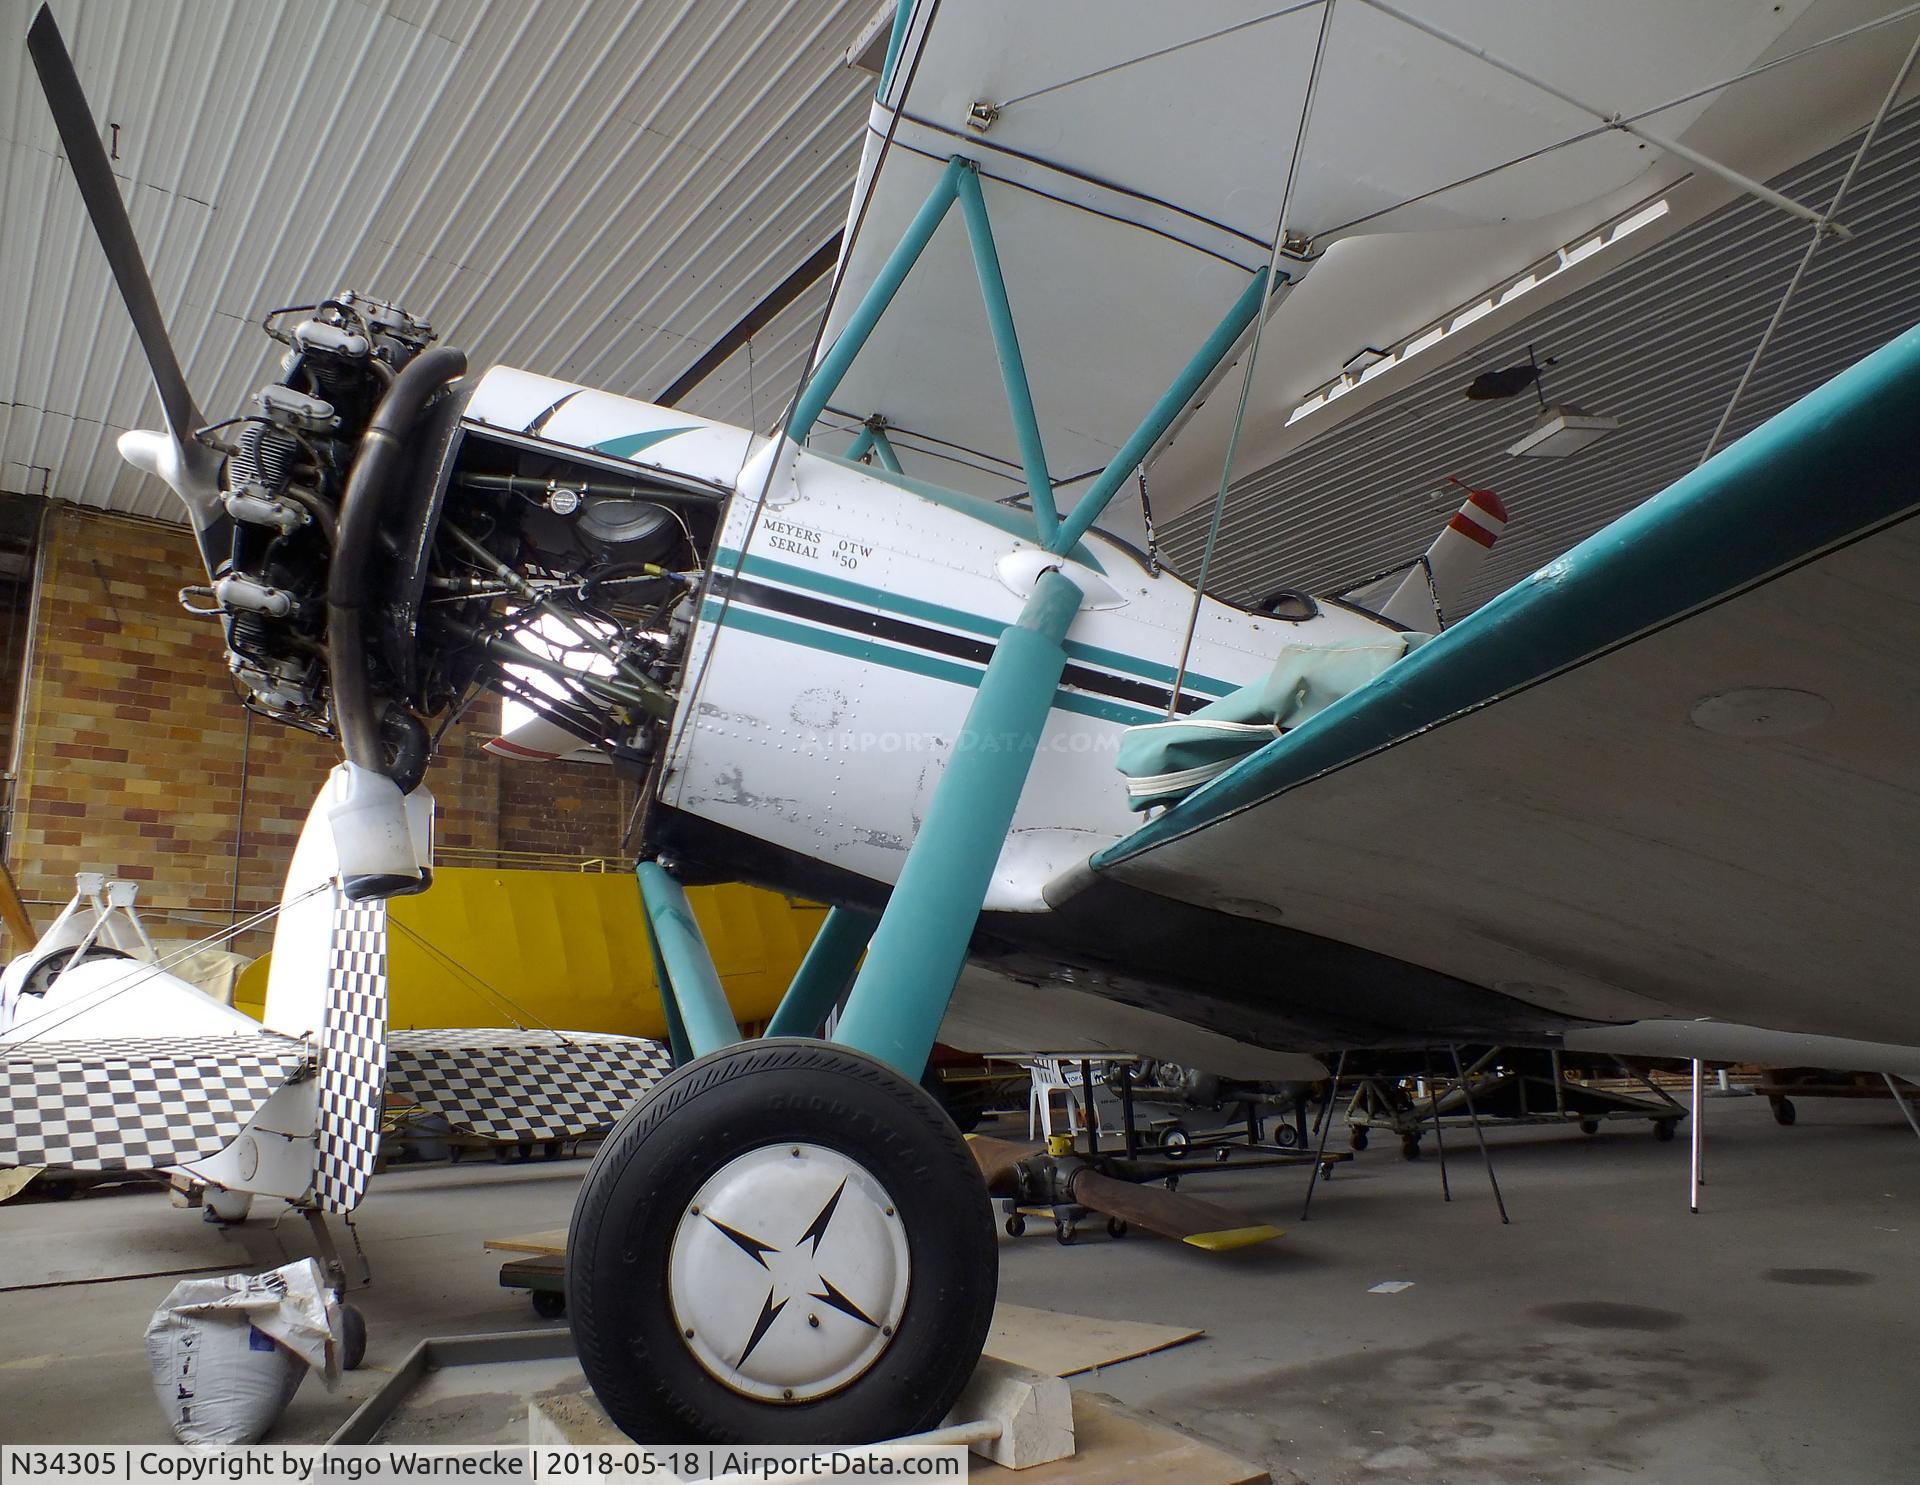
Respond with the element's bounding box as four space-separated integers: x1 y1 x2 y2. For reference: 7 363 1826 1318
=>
1086 323 1920 1046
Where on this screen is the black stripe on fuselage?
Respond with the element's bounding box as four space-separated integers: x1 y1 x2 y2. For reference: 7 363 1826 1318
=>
709 571 1210 716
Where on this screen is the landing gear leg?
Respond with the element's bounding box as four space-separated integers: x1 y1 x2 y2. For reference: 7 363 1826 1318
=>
591 569 1082 1442
568 1041 995 1445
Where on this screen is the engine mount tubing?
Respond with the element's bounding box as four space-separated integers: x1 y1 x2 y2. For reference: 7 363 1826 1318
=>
834 567 1084 1076
1052 267 1271 556
327 345 467 773
955 165 1059 545
788 156 966 441
765 905 881 1038
636 861 742 1059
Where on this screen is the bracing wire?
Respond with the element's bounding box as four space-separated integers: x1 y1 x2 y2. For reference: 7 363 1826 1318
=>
1698 28 1920 465
0 884 328 1053
1166 0 1336 714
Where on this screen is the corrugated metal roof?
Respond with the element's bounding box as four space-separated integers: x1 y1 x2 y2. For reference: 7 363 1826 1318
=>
0 0 878 519
1168 96 1920 615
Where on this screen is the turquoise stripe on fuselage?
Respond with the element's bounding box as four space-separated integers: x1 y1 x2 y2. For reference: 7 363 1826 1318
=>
711 547 1234 699
700 598 1158 727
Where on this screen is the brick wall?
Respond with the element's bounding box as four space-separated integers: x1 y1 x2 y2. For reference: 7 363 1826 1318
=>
5 506 635 945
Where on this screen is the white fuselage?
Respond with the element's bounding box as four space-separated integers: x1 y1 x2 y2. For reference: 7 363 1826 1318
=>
465 369 1400 910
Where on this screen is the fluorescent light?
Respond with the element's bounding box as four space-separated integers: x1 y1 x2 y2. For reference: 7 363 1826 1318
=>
1507 405 1620 458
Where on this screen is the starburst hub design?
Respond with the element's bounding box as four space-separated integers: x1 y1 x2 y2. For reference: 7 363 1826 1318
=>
667 1142 912 1403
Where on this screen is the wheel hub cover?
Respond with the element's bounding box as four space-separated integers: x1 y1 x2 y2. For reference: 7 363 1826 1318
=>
667 1142 911 1402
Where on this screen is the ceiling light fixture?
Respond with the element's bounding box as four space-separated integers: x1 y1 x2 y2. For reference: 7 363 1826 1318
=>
1506 405 1620 458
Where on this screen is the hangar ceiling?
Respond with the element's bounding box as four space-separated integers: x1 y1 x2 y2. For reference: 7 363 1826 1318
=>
0 0 879 519
1163 96 1920 615
3 0 1916 624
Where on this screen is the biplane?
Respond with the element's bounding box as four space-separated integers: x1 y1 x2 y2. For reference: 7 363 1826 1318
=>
16 0 1920 1448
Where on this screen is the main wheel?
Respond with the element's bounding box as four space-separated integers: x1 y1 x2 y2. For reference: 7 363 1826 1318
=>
1771 1097 1797 1126
1348 1126 1369 1151
568 1040 996 1445
1401 1134 1422 1160
1654 1119 1679 1142
1579 1119 1600 1136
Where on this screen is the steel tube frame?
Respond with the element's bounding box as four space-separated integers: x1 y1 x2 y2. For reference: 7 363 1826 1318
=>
766 905 879 1038
636 861 742 1059
955 165 1059 543
833 568 1085 1074
1051 267 1272 555
867 426 904 473
789 156 967 440
846 423 906 474
794 151 1277 558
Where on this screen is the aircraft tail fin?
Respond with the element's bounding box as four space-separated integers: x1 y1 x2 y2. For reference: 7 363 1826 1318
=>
1362 481 1509 631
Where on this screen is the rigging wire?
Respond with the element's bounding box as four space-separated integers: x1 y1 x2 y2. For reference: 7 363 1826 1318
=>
1165 0 1336 715
1325 2 1920 238
384 915 569 1042
669 0 945 757
998 1 1325 110
1698 28 1920 464
0 884 328 1053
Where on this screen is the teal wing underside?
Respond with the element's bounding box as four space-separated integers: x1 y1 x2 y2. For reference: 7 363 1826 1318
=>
1088 322 1920 1046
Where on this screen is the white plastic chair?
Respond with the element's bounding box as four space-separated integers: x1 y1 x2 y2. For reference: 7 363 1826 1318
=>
1026 1056 1105 1141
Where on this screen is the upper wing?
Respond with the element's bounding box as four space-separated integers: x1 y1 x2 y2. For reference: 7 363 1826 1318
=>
812 0 1812 509
1084 322 1920 1048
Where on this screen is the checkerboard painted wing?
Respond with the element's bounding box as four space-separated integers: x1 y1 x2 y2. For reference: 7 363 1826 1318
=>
384 1029 674 1142
0 1035 307 1171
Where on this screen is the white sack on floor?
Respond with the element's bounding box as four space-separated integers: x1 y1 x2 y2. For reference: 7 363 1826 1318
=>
145 1257 341 1444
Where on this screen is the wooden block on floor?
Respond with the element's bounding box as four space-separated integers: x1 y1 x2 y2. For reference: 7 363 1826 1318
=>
486 1228 567 1256
986 1302 1202 1377
973 1392 1267 1484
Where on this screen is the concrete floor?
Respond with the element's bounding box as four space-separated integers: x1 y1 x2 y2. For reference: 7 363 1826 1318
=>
2 1092 1916 1481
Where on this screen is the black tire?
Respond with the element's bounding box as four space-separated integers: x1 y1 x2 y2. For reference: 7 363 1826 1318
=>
1654 1119 1679 1142
568 1039 996 1446
919 1068 985 1135
1579 1119 1600 1135
1004 1213 1026 1239
1161 1124 1190 1160
1163 1175 1179 1192
533 1290 567 1321
1273 1122 1302 1150
1349 1127 1369 1151
1401 1134 1422 1161
1105 1217 1127 1240
1055 1220 1075 1245
1772 1097 1797 1127
339 1303 368 1371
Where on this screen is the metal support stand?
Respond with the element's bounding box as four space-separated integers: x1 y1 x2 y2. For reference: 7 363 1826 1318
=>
1690 1057 1705 1213
1423 1045 1451 1202
1886 1074 1920 1144
1301 1049 1347 1220
1117 1062 1139 1159
1449 1044 1509 1224
1080 1059 1100 1158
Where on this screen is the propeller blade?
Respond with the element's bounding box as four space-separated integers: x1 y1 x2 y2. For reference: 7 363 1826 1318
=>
966 1133 1044 1196
28 4 203 450
1068 1168 1283 1252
